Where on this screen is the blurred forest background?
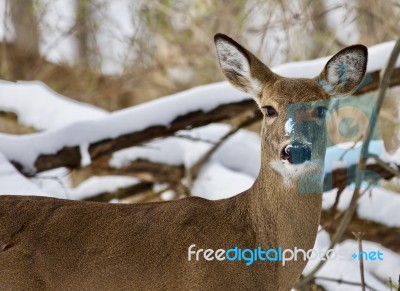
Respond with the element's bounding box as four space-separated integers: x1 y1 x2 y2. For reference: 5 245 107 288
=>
0 0 399 117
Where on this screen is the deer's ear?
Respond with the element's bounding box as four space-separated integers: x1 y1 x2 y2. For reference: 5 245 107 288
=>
318 45 368 96
214 33 275 104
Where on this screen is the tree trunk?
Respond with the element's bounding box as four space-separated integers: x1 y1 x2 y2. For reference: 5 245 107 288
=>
9 0 40 79
75 0 91 68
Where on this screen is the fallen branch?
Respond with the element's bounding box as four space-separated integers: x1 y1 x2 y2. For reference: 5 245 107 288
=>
74 157 185 185
371 155 400 177
24 99 259 174
8 66 400 175
324 162 399 192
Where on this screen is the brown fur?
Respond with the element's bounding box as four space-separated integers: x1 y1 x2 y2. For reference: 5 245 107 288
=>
0 34 367 290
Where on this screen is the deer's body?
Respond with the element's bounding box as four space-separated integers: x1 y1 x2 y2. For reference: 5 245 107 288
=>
0 177 320 290
0 34 367 290
2 195 253 290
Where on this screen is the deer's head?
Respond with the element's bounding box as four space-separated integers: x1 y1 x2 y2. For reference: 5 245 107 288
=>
214 33 367 189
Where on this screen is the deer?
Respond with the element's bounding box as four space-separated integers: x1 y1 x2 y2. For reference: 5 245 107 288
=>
0 33 367 290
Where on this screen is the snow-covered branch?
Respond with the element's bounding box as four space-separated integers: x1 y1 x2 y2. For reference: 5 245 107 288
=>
1 41 400 175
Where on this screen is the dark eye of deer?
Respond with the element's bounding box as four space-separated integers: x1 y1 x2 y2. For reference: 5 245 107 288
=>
315 106 328 118
264 106 277 117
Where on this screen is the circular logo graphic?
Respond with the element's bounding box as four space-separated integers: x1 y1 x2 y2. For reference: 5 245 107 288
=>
327 106 369 148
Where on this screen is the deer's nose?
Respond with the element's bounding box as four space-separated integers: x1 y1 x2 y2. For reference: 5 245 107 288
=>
281 142 311 164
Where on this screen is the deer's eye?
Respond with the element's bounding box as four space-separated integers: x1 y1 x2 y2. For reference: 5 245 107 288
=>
315 106 328 118
264 106 277 117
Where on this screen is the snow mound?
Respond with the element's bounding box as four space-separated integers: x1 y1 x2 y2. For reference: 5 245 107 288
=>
0 80 108 130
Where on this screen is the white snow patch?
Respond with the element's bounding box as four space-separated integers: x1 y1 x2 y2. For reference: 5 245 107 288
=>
192 162 254 200
0 152 50 196
324 140 384 174
304 230 400 291
110 137 191 168
210 128 261 178
380 146 400 166
69 176 140 201
30 167 71 198
110 123 261 179
0 80 108 130
322 186 400 227
79 142 91 167
160 190 176 201
273 41 400 78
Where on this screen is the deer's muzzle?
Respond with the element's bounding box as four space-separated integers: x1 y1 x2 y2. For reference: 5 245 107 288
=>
281 142 311 164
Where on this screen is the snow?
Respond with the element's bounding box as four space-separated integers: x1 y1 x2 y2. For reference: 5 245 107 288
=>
304 229 400 290
324 140 384 173
79 142 92 167
110 137 191 168
380 146 400 166
0 82 249 172
110 122 259 200
0 152 49 196
191 162 254 200
0 150 141 201
322 186 400 227
272 40 400 78
30 167 71 197
110 123 258 200
110 123 260 173
160 190 176 201
68 176 140 201
0 80 108 130
210 129 261 178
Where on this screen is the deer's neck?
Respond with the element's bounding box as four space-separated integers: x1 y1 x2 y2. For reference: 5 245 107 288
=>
243 159 322 250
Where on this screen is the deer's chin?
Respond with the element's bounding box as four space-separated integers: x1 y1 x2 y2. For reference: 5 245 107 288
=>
278 159 322 173
270 160 323 186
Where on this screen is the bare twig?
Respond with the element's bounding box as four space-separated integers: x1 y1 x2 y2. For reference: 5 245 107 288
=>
371 155 400 176
32 169 71 199
314 276 378 291
297 37 400 288
324 184 372 230
186 111 260 188
398 274 400 291
129 185 174 204
173 134 216 145
353 232 366 291
338 136 363 161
